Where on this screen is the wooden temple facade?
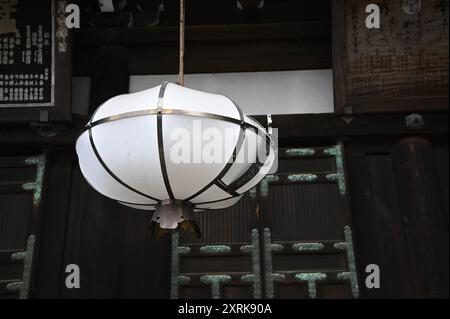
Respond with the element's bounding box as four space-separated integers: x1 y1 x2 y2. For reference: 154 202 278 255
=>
0 0 448 299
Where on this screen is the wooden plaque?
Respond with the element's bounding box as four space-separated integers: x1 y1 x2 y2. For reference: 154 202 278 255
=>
0 0 71 122
333 0 449 114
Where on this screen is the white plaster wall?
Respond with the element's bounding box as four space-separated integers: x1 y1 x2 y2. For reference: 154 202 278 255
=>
72 70 334 115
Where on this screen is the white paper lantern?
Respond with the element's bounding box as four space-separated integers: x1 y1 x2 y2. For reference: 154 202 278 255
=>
76 82 274 232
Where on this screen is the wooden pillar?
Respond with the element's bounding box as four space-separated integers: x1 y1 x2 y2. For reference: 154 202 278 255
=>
393 137 449 298
89 45 129 114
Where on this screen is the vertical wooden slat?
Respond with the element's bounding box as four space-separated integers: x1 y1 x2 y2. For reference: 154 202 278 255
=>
0 193 33 251
89 45 129 114
331 0 347 113
115 207 170 298
33 154 73 298
348 150 415 298
393 137 449 298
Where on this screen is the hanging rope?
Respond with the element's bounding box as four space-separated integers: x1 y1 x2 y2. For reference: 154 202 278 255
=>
177 0 185 86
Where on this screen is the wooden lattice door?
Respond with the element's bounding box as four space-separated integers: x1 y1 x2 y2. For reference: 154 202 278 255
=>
259 144 359 298
0 155 47 299
170 144 360 299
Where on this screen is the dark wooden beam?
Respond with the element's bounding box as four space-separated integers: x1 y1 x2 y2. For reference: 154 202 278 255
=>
76 23 330 45
73 22 331 75
127 0 330 26
253 112 449 139
0 112 447 150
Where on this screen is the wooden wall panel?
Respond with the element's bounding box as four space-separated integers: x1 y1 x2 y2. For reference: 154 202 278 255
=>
115 206 170 298
348 150 414 298
434 142 449 221
33 155 170 299
347 139 449 298
33 153 73 298
392 138 449 298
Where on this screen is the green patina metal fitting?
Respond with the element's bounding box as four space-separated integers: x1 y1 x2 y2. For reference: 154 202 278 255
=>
286 148 315 157
240 273 261 298
6 281 23 292
240 229 261 298
308 282 319 299
177 275 191 285
260 175 279 198
241 274 255 282
272 273 286 281
343 226 359 298
24 155 46 205
263 228 275 298
7 235 35 299
405 113 425 130
178 246 190 254
334 226 359 298
22 183 36 191
25 157 41 166
295 272 327 299
200 275 231 299
323 145 339 157
295 272 327 282
170 232 191 299
30 122 66 137
337 272 350 280
288 174 318 183
200 245 231 254
271 243 284 251
292 242 324 252
333 242 347 250
326 173 337 181
324 144 346 195
263 228 285 298
240 245 253 253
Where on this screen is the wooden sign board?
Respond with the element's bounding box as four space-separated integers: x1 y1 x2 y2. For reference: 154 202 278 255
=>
333 0 449 114
0 0 71 122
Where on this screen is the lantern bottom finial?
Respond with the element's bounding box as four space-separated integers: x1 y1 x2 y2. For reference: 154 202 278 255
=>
150 200 201 239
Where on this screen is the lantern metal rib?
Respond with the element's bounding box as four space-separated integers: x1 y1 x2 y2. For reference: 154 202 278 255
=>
82 109 262 134
215 180 241 197
88 128 161 202
184 98 246 202
193 196 236 206
82 105 271 207
212 125 270 197
118 200 155 207
188 127 271 205
225 160 265 193
157 81 175 199
86 111 271 207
